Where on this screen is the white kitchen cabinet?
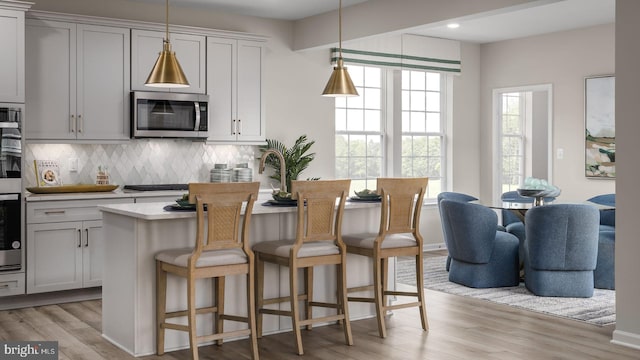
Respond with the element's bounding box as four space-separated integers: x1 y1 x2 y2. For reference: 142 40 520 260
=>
25 20 130 141
207 37 265 144
0 1 31 103
131 29 205 94
25 198 133 294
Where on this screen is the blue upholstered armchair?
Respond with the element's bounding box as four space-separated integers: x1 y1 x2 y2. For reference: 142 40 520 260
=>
501 191 557 266
587 194 616 231
587 194 616 289
439 199 520 288
524 204 600 297
437 192 478 272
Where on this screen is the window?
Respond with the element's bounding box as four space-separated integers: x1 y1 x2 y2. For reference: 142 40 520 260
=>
401 70 444 198
335 65 448 200
335 66 383 192
500 92 526 194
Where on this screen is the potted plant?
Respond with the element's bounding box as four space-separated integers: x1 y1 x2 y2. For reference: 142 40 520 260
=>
258 135 319 193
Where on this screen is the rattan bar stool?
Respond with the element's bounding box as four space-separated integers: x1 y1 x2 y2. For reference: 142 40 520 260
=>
155 182 260 360
343 177 429 338
252 179 353 355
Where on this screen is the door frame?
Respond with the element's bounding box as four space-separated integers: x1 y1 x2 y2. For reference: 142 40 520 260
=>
492 83 553 204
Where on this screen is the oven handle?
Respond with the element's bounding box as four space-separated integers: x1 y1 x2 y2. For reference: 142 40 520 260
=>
0 194 19 201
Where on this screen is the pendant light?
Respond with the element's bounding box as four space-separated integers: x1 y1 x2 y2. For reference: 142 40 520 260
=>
322 0 358 97
145 0 189 88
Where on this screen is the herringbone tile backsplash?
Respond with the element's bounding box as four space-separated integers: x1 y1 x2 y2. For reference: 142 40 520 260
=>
24 140 257 187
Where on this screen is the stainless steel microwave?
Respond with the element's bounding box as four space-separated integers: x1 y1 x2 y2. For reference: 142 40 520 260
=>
131 92 209 139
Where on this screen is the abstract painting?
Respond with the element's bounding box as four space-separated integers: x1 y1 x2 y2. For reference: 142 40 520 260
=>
585 75 615 178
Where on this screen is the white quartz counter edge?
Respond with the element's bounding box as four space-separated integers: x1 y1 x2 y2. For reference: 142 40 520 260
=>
98 199 380 220
24 188 276 202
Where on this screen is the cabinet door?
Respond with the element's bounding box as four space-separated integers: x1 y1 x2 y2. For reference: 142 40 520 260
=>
82 220 103 287
207 38 265 144
236 40 265 142
25 19 76 140
0 8 25 103
131 29 205 94
76 25 130 140
206 37 236 142
26 222 83 294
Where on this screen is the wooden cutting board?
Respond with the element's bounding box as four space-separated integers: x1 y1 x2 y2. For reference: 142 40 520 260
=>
26 184 119 194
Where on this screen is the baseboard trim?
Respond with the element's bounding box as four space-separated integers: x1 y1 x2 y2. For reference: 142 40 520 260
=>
0 287 102 310
612 329 640 350
423 243 447 252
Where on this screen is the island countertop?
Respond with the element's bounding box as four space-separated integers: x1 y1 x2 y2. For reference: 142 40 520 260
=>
98 196 380 220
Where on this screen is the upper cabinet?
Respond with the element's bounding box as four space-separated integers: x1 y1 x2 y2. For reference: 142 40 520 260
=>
207 37 265 144
0 1 31 103
131 29 206 94
25 19 130 141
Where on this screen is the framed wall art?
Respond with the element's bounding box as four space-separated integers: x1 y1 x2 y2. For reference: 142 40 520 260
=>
585 75 615 178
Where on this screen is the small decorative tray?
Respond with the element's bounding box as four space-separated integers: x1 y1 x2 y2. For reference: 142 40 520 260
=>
349 196 381 202
163 204 195 212
26 184 119 194
262 199 298 207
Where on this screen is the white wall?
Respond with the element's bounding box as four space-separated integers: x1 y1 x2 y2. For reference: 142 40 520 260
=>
479 24 616 202
613 0 640 349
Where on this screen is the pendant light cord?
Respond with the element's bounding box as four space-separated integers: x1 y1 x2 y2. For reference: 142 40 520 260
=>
165 0 169 44
339 0 343 58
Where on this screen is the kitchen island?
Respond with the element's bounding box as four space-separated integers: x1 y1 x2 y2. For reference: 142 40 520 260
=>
99 197 385 357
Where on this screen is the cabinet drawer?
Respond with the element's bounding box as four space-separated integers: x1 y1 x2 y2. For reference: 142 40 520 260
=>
27 198 133 223
0 272 25 297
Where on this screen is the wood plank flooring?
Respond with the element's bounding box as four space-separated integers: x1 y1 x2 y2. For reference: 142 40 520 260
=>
1 253 639 359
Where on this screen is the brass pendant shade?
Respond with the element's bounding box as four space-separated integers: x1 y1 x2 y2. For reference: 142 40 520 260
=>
145 0 189 88
322 58 358 96
145 41 189 88
322 0 358 97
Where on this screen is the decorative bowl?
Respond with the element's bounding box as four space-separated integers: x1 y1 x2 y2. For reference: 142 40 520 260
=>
354 189 381 200
272 191 294 203
175 199 192 208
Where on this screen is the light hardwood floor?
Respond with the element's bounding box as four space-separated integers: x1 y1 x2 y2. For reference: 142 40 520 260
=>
1 255 638 359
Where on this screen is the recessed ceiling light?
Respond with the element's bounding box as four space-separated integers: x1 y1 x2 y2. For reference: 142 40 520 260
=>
447 23 460 29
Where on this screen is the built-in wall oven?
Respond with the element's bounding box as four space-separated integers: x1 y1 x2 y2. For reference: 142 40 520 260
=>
0 193 20 271
0 104 23 279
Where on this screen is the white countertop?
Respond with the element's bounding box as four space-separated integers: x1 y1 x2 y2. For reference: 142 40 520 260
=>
98 196 380 220
24 188 186 202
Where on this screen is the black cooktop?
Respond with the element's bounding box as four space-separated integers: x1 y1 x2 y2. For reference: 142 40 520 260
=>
124 184 188 191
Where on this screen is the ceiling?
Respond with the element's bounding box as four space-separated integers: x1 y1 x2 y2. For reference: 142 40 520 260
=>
132 0 615 44
131 0 369 21
410 0 615 44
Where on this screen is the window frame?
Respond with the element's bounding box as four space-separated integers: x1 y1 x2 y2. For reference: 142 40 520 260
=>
335 65 451 201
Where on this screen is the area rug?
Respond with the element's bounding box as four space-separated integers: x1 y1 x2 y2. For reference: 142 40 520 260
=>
396 255 616 326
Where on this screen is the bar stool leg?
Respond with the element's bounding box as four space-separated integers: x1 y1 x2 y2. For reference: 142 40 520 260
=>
415 253 429 331
247 265 259 359
381 258 389 309
187 275 199 360
255 255 265 338
155 260 167 355
215 276 226 345
338 260 353 345
289 265 304 355
304 267 313 330
373 255 387 338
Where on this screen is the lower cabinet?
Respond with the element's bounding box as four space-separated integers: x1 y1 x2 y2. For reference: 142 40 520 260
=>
25 198 132 294
26 220 103 294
